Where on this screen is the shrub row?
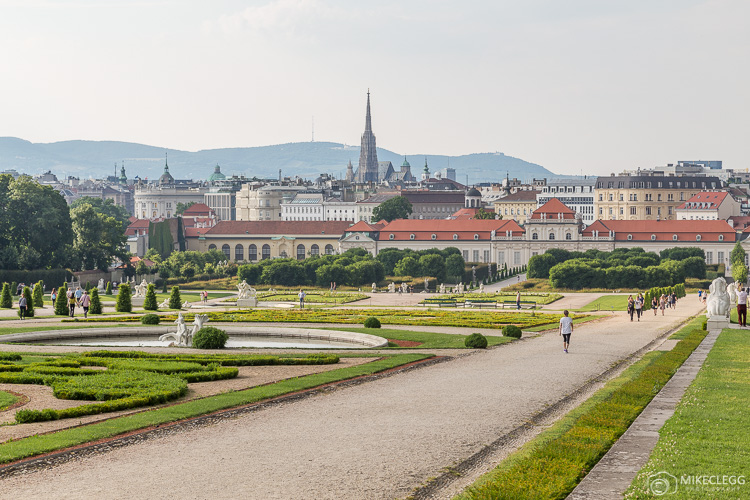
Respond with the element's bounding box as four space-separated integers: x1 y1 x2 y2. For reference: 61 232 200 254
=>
78 350 341 366
0 353 21 361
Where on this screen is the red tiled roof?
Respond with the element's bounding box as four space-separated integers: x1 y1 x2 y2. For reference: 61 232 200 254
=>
530 198 576 220
182 203 212 216
378 218 523 241
729 216 750 230
185 227 205 238
182 217 216 228
203 221 353 236
125 218 150 236
347 221 380 232
451 207 496 219
676 191 729 210
582 219 734 242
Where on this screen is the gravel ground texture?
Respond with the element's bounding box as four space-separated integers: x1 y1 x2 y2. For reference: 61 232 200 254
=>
0 298 703 500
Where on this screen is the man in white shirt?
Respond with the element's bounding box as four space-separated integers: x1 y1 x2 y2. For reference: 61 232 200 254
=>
737 287 748 327
559 309 573 353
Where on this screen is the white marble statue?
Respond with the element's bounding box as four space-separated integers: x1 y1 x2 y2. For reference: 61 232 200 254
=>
479 283 485 294
706 277 730 319
388 282 395 293
182 300 191 309
729 283 738 307
237 279 250 299
134 279 148 298
159 313 188 345
424 278 429 292
189 314 209 345
372 282 377 293
247 286 256 298
439 283 446 294
159 298 170 308
457 282 464 294
401 282 408 294
97 278 105 292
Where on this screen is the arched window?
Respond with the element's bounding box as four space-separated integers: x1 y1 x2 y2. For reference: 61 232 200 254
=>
474 234 479 240
453 234 458 240
262 244 271 260
208 244 217 250
234 244 244 261
627 234 633 241
565 233 572 240
696 235 702 241
325 244 334 255
248 244 257 261
549 233 555 240
532 233 538 240
389 234 395 240
651 234 656 241
719 234 724 241
410 234 415 240
297 244 305 260
311 244 319 256
431 234 437 240
672 234 678 241
221 244 230 259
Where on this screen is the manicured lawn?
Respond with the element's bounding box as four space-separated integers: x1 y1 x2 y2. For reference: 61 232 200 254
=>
420 292 563 306
0 390 18 411
575 294 629 312
257 292 368 304
456 317 707 500
0 352 430 465
625 329 750 499
331 327 510 349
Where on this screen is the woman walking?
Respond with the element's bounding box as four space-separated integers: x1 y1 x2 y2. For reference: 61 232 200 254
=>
652 295 659 316
627 295 635 321
50 288 57 307
635 295 643 321
659 294 667 316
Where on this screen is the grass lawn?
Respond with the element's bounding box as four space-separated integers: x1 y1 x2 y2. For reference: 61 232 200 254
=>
456 317 707 500
0 324 131 336
256 292 368 304
330 327 511 349
0 390 18 411
625 328 750 499
575 294 629 312
420 292 563 306
0 352 430 465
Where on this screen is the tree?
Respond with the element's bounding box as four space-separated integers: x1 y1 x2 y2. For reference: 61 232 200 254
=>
70 197 131 231
0 283 11 308
105 281 112 295
143 283 158 311
376 249 408 275
527 254 557 279
445 254 465 282
176 201 196 215
89 288 103 315
371 196 413 222
116 283 132 313
393 256 420 277
474 208 496 220
315 264 349 287
681 256 706 279
169 286 182 309
70 204 128 271
55 283 69 316
135 260 150 276
20 286 34 318
733 261 748 286
418 254 445 282
32 282 44 307
731 241 746 267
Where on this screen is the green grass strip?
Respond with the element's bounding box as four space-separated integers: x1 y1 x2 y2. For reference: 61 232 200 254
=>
328 328 511 349
0 353 430 465
625 328 750 499
456 317 707 500
0 390 18 412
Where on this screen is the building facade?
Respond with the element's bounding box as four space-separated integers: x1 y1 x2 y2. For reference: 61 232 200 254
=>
492 190 539 224
536 177 596 225
675 191 742 221
235 184 307 221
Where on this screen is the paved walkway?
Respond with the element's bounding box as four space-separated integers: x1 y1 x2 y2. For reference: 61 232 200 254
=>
0 297 705 499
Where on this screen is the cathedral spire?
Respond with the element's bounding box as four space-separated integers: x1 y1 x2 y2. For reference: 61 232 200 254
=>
364 89 372 133
356 90 379 183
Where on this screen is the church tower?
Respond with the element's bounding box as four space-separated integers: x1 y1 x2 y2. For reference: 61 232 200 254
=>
355 91 379 183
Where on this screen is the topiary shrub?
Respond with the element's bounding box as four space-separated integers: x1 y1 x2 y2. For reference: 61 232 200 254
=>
502 325 522 339
702 320 707 331
105 281 112 295
32 282 44 307
169 286 182 310
141 314 160 325
89 288 103 315
19 286 34 318
192 326 228 349
143 284 158 311
464 333 488 349
55 284 69 316
363 316 381 328
116 283 132 313
0 283 11 309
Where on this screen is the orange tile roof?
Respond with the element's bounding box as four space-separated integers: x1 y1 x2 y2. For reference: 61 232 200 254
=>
203 221 353 236
379 218 523 241
530 198 576 219
676 191 729 210
182 203 212 216
582 219 734 242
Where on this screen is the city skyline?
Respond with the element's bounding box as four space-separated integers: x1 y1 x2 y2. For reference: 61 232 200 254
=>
0 0 747 176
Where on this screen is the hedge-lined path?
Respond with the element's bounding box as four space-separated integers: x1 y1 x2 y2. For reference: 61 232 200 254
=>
0 298 706 499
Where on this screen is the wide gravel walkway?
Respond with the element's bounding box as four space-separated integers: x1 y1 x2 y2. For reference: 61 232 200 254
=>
1 300 704 500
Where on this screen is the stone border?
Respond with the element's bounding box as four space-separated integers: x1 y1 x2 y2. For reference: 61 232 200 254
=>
0 326 388 348
568 328 720 499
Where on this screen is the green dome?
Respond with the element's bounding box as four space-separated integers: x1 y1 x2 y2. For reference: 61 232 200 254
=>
209 164 226 182
401 157 411 168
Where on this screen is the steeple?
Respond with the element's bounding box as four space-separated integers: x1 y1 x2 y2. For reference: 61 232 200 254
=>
355 90 379 184
159 152 174 185
364 89 372 133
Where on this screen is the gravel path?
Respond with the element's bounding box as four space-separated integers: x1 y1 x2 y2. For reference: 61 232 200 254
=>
0 300 704 500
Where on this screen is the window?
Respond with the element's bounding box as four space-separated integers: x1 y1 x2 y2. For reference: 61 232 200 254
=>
474 234 479 240
609 194 613 201
431 234 437 240
208 244 217 250
668 207 673 215
630 207 637 215
221 244 230 259
565 232 572 240
719 235 724 242
234 244 244 261
646 207 651 216
463 250 469 260
651 234 656 241
620 194 624 201
389 234 394 240
296 244 305 260
627 234 633 240
620 207 624 215
532 233 538 240
696 235 701 241
311 244 319 256
262 244 271 260
513 251 521 265
453 234 458 240
549 232 555 240
599 207 603 215
719 251 725 263
672 234 678 241
483 250 490 262
325 244 334 255
248 244 257 261
706 251 713 264
473 250 479 262
599 194 603 201
410 234 415 240
668 194 674 202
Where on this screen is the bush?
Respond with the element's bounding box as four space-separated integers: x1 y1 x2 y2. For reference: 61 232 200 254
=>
502 325 522 338
18 286 34 318
116 283 132 313
141 314 160 325
105 281 112 295
55 283 69 316
143 283 158 311
363 316 381 328
32 281 44 308
192 327 229 349
464 333 488 349
169 286 182 309
89 288 103 315
0 283 11 308
702 320 707 331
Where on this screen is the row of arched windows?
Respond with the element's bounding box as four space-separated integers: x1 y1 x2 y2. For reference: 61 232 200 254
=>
208 243 334 261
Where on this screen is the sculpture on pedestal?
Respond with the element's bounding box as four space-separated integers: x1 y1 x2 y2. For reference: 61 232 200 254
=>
159 313 210 346
372 282 377 293
706 277 730 319
439 283 446 294
237 280 251 299
134 279 148 298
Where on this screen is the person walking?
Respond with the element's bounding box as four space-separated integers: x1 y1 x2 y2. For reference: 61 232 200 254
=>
651 295 659 316
627 295 635 321
50 288 57 307
68 289 76 317
516 291 521 310
659 294 667 316
80 290 91 319
738 287 748 327
559 309 573 353
634 295 643 321
298 289 306 309
18 293 27 320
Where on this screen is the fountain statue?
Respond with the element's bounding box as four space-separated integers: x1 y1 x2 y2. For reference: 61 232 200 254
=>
159 313 210 347
706 277 730 330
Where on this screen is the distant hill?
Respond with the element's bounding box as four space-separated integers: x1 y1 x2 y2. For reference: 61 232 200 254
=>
0 138 557 184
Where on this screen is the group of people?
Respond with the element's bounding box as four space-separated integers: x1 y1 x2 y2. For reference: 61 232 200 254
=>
627 292 678 321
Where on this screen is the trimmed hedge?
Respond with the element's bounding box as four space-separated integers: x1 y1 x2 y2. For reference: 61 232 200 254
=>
364 317 381 328
0 282 11 308
502 325 522 338
465 333 488 349
116 283 132 313
192 327 228 349
141 314 160 325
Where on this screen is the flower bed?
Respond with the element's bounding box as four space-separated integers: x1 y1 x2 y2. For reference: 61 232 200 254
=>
420 292 563 305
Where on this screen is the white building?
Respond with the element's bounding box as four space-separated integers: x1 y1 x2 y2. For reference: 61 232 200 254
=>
235 184 307 221
536 177 596 225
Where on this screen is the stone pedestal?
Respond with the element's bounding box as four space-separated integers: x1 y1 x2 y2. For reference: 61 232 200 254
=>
706 317 729 331
131 297 145 307
237 298 258 308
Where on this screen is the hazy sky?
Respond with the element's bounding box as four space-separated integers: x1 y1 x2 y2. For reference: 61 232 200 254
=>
1 0 748 175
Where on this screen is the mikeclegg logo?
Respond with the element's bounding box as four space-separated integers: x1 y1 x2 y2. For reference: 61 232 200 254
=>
649 471 678 496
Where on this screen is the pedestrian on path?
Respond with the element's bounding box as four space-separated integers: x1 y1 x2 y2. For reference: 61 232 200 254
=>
698 289 702 302
634 295 643 321
80 290 91 318
50 288 57 307
738 287 748 327
559 309 573 353
659 294 666 316
298 289 306 309
68 289 76 317
516 291 521 310
627 295 635 321
18 294 27 320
